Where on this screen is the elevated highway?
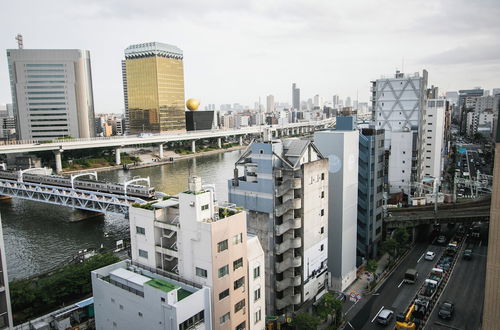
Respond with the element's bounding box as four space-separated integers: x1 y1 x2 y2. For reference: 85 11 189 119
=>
385 197 491 229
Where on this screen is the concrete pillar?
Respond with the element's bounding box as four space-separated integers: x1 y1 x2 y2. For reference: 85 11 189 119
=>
217 137 222 149
115 148 121 165
54 150 63 174
191 140 196 153
239 136 243 146
159 143 164 159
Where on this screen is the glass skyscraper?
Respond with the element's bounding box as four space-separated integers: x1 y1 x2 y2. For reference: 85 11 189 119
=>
123 42 186 134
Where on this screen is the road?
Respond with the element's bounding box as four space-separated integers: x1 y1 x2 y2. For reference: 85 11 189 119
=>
346 239 446 329
424 224 488 330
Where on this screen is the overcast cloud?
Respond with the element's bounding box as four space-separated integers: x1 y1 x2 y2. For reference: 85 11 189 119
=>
0 0 499 113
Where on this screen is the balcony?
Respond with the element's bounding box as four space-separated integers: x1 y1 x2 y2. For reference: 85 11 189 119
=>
275 217 302 236
155 242 179 258
276 237 302 255
275 198 302 217
275 178 301 197
276 256 302 273
276 275 302 292
276 293 301 310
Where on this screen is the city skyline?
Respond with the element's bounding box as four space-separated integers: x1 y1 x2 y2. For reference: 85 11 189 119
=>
1 0 499 113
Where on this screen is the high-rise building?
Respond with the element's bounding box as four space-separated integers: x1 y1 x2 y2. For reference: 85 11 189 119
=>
458 88 484 135
313 94 321 107
123 42 186 134
228 135 329 316
345 96 352 107
314 118 358 291
292 83 300 111
7 49 96 140
356 125 385 261
266 95 275 113
0 214 13 329
372 70 428 193
332 95 340 108
422 99 446 180
128 176 265 330
483 115 500 329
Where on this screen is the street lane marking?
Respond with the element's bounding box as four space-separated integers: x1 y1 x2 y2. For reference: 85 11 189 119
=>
398 280 405 288
479 240 482 247
346 321 355 329
371 306 384 323
344 298 359 315
418 253 425 263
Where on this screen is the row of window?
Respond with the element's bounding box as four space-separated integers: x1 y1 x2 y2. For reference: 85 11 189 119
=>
27 91 65 95
27 75 65 78
28 97 65 100
26 63 64 67
29 102 66 106
27 85 65 89
217 233 243 252
28 80 65 84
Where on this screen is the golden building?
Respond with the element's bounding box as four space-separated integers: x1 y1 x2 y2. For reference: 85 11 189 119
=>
123 42 186 133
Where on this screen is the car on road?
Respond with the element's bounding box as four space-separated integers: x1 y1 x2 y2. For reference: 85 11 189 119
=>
377 309 394 325
425 251 436 261
437 235 447 244
438 301 454 320
463 249 473 260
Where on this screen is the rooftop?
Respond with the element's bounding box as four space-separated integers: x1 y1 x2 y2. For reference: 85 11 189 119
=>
146 278 179 293
125 42 183 59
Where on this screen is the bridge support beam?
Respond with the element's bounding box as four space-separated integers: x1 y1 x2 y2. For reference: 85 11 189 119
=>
239 136 243 146
159 143 164 159
115 148 121 165
217 137 222 149
191 140 196 153
54 150 63 174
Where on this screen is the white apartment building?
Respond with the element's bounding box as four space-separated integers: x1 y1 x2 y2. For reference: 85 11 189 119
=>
467 111 495 138
422 99 446 180
129 177 265 330
92 260 210 330
228 137 328 316
314 129 358 291
7 49 96 140
372 70 428 193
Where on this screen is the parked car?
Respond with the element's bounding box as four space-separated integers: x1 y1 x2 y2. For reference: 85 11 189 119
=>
438 301 454 320
377 309 394 325
425 251 436 261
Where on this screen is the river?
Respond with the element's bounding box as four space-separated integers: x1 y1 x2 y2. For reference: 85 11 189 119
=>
0 149 243 280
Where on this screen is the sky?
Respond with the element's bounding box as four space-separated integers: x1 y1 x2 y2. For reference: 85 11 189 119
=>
1 0 499 113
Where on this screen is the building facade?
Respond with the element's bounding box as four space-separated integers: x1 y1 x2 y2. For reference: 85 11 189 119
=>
228 135 328 316
92 260 210 330
0 214 13 329
129 177 264 330
7 49 96 140
422 99 446 180
123 42 186 134
314 126 358 291
457 88 484 135
292 83 300 111
372 70 428 193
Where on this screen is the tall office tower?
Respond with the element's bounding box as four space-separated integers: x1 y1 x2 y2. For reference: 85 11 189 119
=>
228 135 328 316
357 125 385 261
372 70 428 193
7 49 96 140
123 42 186 134
121 60 130 134
458 88 483 135
313 94 321 107
332 95 340 108
483 115 500 329
92 260 212 330
314 117 358 291
345 96 352 107
266 94 275 113
422 99 446 180
0 215 13 329
129 176 265 330
292 83 300 111
427 85 439 99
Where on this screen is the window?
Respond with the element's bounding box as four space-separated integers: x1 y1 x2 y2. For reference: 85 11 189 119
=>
254 288 261 301
138 249 148 259
233 233 243 245
218 265 229 278
259 149 264 154
321 191 325 199
321 173 325 180
320 209 324 216
161 297 165 302
138 312 143 317
111 298 115 303
217 239 228 252
253 266 260 279
233 257 243 271
320 244 324 251
119 304 124 310
255 309 262 323
403 151 406 154
180 311 205 330
219 289 230 300
220 312 230 324
236 321 246 330
402 170 405 173
136 226 145 235
201 204 209 210
234 277 245 290
320 226 324 234
235 299 246 313
196 267 207 278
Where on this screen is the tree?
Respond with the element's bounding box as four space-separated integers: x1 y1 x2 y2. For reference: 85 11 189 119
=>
381 238 399 260
366 259 378 276
292 313 320 330
393 226 410 250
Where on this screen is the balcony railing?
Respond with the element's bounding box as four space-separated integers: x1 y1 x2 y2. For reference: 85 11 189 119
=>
276 275 302 292
275 237 302 255
276 293 301 310
275 198 301 217
275 217 302 236
276 256 302 273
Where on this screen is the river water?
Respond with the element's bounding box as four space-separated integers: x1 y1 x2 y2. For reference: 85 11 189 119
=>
0 149 243 280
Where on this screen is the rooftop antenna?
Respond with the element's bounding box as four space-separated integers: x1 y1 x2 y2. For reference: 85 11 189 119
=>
15 34 23 49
